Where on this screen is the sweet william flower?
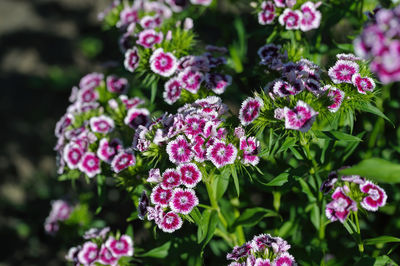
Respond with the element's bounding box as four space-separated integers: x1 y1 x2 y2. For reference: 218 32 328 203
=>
299 1 321 32
111 150 135 173
124 108 150 129
178 163 202 188
283 100 318 132
106 75 128 94
159 211 183 233
207 140 237 168
352 74 376 94
79 152 101 178
328 60 359 84
258 1 275 25
90 115 115 134
150 185 173 207
124 47 140 72
360 181 387 211
98 245 118 266
97 138 122 163
166 135 194 164
325 186 357 223
161 169 182 189
137 29 163 48
63 143 83 169
169 188 199 214
78 242 99 266
79 72 104 91
226 242 252 261
150 48 178 77
279 9 302 30
239 97 264 126
105 235 134 257
178 68 204 94
273 252 295 266
255 258 272 266
163 78 182 105
205 73 232 95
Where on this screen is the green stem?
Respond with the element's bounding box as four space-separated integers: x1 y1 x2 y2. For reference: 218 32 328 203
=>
205 181 228 229
354 212 364 254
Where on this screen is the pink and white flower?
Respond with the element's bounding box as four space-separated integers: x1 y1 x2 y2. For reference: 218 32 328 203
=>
150 185 173 207
124 108 150 129
336 53 361 61
137 29 163 48
105 235 134 257
98 246 118 266
323 86 345 113
161 169 181 189
97 138 122 163
49 199 73 221
283 100 318 132
90 115 115 134
255 258 271 266
272 80 302 97
77 242 99 266
205 73 232 94
147 168 162 183
185 115 206 137
279 9 302 30
166 135 194 164
325 187 357 223
140 15 162 29
274 0 286 7
258 1 275 25
106 75 128 94
273 252 295 266
150 48 178 77
360 181 387 211
118 6 138 28
299 2 321 32
226 242 252 261
352 74 376 94
328 60 359 84
79 152 101 178
63 143 83 169
159 211 183 233
79 72 104 91
239 97 264 126
178 68 204 94
370 40 400 84
111 151 135 173
192 135 207 162
78 87 99 103
124 47 140 73
239 137 260 166
119 95 145 110
169 188 199 214
178 163 202 188
207 140 237 168
163 78 182 105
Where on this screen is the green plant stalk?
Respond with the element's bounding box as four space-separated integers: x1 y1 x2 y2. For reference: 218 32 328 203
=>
354 211 364 254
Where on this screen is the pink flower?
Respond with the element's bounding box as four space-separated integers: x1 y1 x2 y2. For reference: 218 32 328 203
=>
161 169 181 189
207 140 237 168
163 78 182 105
239 97 264 126
234 127 246 139
98 246 118 266
336 53 361 61
124 47 140 72
299 2 321 32
325 187 357 223
352 74 376 94
190 0 212 6
79 152 101 178
111 151 135 173
49 199 73 221
78 87 99 103
151 185 173 207
185 115 206 137
79 72 104 90
140 15 162 29
119 95 145 110
63 143 83 169
137 29 163 48
255 258 271 266
55 113 74 137
322 86 345 113
328 60 359 84
178 163 202 188
360 181 387 211
166 135 194 164
205 73 232 94
150 48 178 77
370 41 400 84
283 100 318 132
105 235 134 257
279 9 302 30
178 68 204 94
90 115 115 134
192 135 207 162
273 252 295 266
97 138 122 163
258 1 275 25
159 211 183 233
106 75 128 94
78 241 99 266
147 168 162 183
118 6 138 28
124 108 150 129
226 242 252 261
169 188 199 214
274 0 286 7
272 80 302 97
239 136 260 166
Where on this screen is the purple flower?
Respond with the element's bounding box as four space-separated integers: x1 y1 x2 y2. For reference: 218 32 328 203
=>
138 191 150 220
124 108 150 129
106 75 128 94
226 242 252 261
205 73 232 94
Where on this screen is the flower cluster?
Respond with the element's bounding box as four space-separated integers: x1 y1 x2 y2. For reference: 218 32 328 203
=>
354 5 400 83
321 171 387 223
55 72 147 179
44 199 74 235
226 233 295 266
257 1 322 32
66 227 134 266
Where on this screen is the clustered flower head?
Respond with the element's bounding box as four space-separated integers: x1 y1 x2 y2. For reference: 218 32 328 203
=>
66 227 133 266
321 170 387 223
226 233 295 266
44 199 74 235
257 1 322 32
55 73 147 179
354 5 400 83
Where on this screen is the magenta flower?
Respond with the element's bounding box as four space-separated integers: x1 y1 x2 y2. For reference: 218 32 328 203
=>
370 41 400 84
78 87 99 103
55 113 74 137
239 136 260 166
63 143 83 169
150 185 173 207
49 199 73 221
360 181 387 211
124 108 150 129
328 60 359 84
283 100 318 132
166 135 194 164
239 97 264 126
258 1 275 25
140 15 162 29
178 68 204 94
207 140 237 168
97 138 122 163
124 47 140 73
119 95 145 110
105 235 134 257
118 6 138 28
111 151 135 173
325 187 357 223
163 78 182 105
185 115 206 137
159 211 183 233
272 80 302 97
79 152 101 178
323 86 345 113
161 169 182 189
169 188 199 214
257 44 281 61
178 163 202 188
299 2 321 32
90 115 115 134
98 245 118 266
226 242 252 261
77 241 99 266
279 9 302 30
255 258 271 266
106 75 128 94
192 135 207 162
273 252 295 266
137 29 163 48
79 72 104 90
274 0 285 7
147 168 162 183
352 74 376 94
205 73 232 94
150 48 178 77
336 53 361 61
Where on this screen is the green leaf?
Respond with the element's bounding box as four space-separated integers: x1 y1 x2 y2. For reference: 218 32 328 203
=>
297 178 316 202
150 82 157 104
190 207 203 226
359 103 394 126
277 137 297 154
262 173 289 187
355 255 398 266
136 241 171 258
339 158 400 184
198 209 218 248
314 130 362 142
364 236 400 245
231 207 279 229
215 168 231 200
231 165 240 197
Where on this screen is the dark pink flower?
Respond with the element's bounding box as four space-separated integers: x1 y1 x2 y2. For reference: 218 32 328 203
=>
239 97 264 126
161 169 181 189
185 115 206 137
150 48 178 77
207 140 237 168
178 68 204 94
90 115 115 134
119 95 145 110
78 87 99 103
79 152 101 178
166 135 194 164
226 242 252 261
111 151 135 173
273 252 295 266
239 136 260 166
97 138 122 163
105 235 134 257
98 245 118 266
77 242 99 265
352 74 376 94
159 211 183 233
322 86 345 113
137 29 163 48
63 143 83 169
328 60 359 84
283 100 318 132
106 75 128 94
163 78 182 105
360 181 387 211
370 41 400 84
191 135 207 162
255 258 271 266
300 1 321 32
325 187 357 223
118 6 138 28
278 9 302 30
205 73 232 94
140 15 162 29
258 1 275 25
124 108 150 129
150 185 173 207
79 72 104 91
124 47 140 73
178 163 202 188
169 188 199 214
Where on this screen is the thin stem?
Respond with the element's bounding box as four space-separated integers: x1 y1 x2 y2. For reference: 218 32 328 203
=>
205 181 228 228
354 212 364 254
